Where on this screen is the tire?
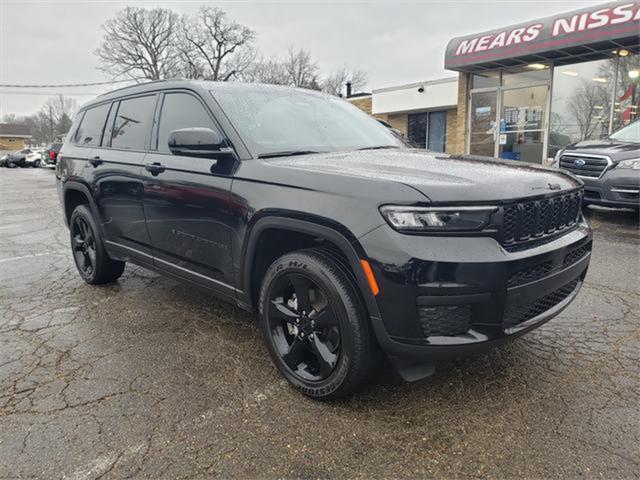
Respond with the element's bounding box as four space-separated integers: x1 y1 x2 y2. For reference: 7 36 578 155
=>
33 160 41 168
69 205 125 284
258 249 378 400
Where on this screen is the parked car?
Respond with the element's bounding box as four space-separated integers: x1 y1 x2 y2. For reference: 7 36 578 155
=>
56 81 592 399
5 148 43 168
553 120 639 210
45 143 63 165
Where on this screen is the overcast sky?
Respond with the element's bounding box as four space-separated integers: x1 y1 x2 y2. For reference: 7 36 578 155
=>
1 0 604 117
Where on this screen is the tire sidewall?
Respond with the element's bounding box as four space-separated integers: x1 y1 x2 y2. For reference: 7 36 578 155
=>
259 253 359 399
69 205 101 283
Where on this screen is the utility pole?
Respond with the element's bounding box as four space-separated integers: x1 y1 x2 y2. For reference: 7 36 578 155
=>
48 104 54 143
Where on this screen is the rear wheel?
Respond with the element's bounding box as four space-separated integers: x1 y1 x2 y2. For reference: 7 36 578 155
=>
69 205 125 284
259 249 378 399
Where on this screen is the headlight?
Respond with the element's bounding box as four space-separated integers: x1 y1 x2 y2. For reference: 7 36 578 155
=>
380 205 497 232
616 159 640 170
551 149 564 168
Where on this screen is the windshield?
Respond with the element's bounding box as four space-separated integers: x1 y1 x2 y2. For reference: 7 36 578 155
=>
609 120 640 143
212 86 400 157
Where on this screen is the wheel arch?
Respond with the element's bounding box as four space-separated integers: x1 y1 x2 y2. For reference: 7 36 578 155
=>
62 182 103 229
239 216 381 320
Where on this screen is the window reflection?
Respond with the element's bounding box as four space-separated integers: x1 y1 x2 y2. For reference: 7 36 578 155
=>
549 55 639 154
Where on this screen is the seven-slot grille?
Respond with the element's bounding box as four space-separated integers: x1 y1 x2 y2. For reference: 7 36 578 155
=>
502 190 582 249
559 153 610 178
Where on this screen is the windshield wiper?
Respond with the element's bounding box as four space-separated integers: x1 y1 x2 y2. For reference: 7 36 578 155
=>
357 145 400 151
258 150 325 159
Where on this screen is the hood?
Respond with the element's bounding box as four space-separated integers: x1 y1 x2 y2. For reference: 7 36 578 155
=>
266 149 580 203
563 139 640 162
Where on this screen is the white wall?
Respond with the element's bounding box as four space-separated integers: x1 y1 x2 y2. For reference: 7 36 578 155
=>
372 78 458 115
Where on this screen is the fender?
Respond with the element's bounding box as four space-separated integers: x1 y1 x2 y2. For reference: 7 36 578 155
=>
238 215 382 320
61 180 105 232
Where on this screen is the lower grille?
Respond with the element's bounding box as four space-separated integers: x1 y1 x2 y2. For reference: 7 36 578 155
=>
564 244 590 267
418 305 471 337
503 278 580 330
508 260 553 288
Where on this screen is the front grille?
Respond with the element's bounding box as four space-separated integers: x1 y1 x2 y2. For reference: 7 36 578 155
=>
418 305 471 337
507 260 553 287
559 153 610 178
503 278 580 330
501 191 582 250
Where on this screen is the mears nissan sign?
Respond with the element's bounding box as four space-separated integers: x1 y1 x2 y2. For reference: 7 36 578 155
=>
444 1 640 70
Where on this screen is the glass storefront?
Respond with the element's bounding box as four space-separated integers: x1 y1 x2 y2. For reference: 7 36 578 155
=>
467 54 639 163
468 65 551 163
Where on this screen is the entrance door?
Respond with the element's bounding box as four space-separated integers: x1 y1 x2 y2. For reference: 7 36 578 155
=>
498 85 549 164
469 90 498 157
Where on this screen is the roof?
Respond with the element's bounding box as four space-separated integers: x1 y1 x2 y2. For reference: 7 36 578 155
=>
445 1 640 72
373 76 457 94
0 123 31 138
80 79 338 112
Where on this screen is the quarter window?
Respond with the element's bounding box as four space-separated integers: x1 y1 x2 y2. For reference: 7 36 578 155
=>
73 103 110 147
111 95 156 151
157 93 213 153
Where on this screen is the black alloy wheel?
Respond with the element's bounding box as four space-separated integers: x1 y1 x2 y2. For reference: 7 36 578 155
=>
69 205 125 284
71 216 97 278
267 273 341 381
259 249 379 399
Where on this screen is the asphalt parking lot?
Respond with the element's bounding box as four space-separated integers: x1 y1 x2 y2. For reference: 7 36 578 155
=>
0 168 638 479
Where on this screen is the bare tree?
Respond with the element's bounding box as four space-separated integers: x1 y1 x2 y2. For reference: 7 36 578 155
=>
283 48 320 89
181 6 255 81
95 7 180 80
322 66 368 96
241 58 290 85
567 79 610 141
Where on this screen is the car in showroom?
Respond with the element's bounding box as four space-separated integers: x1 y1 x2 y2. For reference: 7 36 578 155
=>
554 120 639 210
56 81 592 399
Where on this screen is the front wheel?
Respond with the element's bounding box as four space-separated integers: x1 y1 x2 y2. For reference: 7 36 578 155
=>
69 205 125 284
259 249 378 400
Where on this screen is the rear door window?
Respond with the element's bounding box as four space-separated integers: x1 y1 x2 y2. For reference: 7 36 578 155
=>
156 92 214 153
111 95 156 151
73 103 110 147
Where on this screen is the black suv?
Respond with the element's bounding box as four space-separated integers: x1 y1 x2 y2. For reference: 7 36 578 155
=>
554 120 639 210
57 81 592 399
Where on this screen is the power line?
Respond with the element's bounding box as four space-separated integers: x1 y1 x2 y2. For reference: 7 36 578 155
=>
0 79 141 89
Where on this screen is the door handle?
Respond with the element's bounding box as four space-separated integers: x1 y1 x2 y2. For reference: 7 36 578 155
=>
88 156 103 167
145 162 166 176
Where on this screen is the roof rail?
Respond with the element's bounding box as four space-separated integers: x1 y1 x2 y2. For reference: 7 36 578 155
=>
97 78 183 97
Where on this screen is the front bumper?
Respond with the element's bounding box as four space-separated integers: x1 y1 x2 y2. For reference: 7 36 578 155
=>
580 168 640 209
358 220 592 360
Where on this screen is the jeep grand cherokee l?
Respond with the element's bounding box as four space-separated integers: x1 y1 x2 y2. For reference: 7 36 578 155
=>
554 119 639 210
56 81 592 399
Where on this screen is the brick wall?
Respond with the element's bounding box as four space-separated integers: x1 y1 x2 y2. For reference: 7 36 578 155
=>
386 113 408 136
449 72 470 155
445 108 458 154
347 96 372 115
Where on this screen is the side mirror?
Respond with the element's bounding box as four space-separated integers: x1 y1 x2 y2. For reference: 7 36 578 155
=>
168 127 232 158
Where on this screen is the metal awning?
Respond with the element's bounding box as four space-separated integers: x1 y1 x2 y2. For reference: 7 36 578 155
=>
444 1 640 72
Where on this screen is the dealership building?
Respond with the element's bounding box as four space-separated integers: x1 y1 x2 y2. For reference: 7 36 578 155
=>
350 1 639 164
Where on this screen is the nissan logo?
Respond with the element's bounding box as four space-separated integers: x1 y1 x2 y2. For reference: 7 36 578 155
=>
574 158 586 167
